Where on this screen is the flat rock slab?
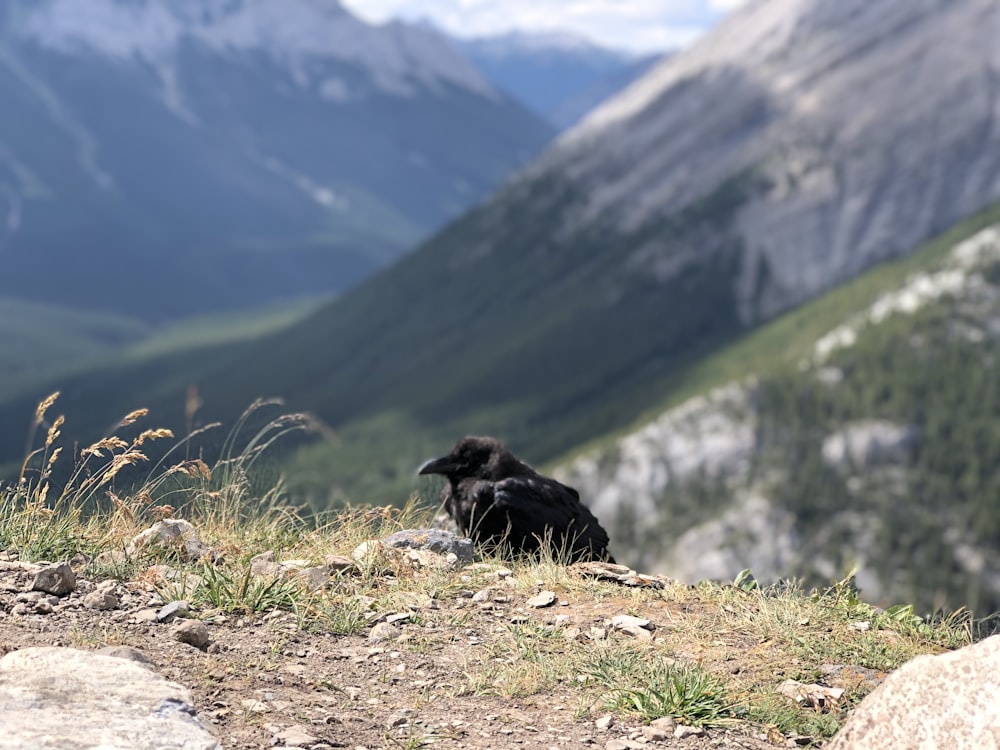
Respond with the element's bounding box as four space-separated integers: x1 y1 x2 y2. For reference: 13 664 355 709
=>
0 647 220 750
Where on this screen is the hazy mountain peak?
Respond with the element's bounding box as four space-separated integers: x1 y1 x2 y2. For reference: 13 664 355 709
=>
461 29 616 58
11 0 494 97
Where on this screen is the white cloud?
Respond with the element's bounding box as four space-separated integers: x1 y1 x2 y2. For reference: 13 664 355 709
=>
708 0 749 10
340 0 734 54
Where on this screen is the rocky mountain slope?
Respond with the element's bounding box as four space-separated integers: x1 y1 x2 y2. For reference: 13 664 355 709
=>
0 0 552 319
454 31 659 129
0 0 998 562
558 212 1000 616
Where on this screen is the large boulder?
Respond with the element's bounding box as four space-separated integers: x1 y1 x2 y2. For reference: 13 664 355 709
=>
0 647 220 750
826 635 1000 749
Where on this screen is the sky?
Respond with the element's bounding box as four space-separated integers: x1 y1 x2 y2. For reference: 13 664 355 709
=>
340 0 749 55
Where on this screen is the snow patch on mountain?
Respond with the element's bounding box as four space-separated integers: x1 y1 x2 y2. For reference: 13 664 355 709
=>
14 0 494 98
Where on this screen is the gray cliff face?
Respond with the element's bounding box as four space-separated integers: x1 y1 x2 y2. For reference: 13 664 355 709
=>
539 0 1000 322
557 225 1000 610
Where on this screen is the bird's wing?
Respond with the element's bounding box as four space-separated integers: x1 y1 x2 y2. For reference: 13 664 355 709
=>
492 475 609 550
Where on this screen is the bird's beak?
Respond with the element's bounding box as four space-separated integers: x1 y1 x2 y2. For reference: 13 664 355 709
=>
417 455 456 477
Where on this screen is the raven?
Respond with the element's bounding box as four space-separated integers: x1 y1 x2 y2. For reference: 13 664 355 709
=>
419 436 615 563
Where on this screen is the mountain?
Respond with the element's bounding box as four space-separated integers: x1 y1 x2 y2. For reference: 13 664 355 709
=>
557 204 1000 616
453 31 660 130
0 0 553 320
2 0 999 599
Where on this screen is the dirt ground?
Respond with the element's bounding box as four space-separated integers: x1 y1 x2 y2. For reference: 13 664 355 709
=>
0 558 800 750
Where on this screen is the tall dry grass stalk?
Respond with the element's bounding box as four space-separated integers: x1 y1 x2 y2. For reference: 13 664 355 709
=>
1 393 324 559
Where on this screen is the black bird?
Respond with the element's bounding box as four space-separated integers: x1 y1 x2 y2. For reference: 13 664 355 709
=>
418 436 615 563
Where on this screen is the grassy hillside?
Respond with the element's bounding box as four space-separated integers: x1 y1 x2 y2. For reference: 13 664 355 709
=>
0 299 151 397
0 169 764 502
2 183 999 516
0 296 321 422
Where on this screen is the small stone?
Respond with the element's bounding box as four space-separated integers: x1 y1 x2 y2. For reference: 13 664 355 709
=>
133 608 159 623
402 549 460 570
127 519 213 561
381 529 474 565
611 615 654 639
643 725 670 741
368 622 400 642
472 589 492 603
276 725 319 746
293 566 329 591
386 709 414 728
32 563 76 596
650 717 676 732
596 715 615 730
156 600 190 623
83 590 120 611
674 725 705 739
850 621 871 632
605 741 633 750
172 620 210 650
240 699 270 713
611 615 652 630
526 591 557 608
249 551 283 577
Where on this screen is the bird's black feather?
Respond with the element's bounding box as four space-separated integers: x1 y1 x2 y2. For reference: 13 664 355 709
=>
419 436 615 563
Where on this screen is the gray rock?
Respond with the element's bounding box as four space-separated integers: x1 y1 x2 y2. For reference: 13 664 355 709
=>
611 615 654 639
381 529 474 565
526 590 557 608
83 589 120 611
249 551 283 578
157 600 191 623
14 591 59 615
368 622 400 642
0 647 219 749
826 634 1000 750
127 520 212 562
595 715 615 730
172 620 211 650
274 725 319 746
31 563 76 596
674 725 705 739
293 566 330 591
133 608 159 623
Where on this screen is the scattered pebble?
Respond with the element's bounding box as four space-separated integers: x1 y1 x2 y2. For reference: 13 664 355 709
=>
595 715 615 730
157 600 190 623
32 563 76 597
172 620 210 650
526 591 557 609
674 725 706 739
368 622 400 642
